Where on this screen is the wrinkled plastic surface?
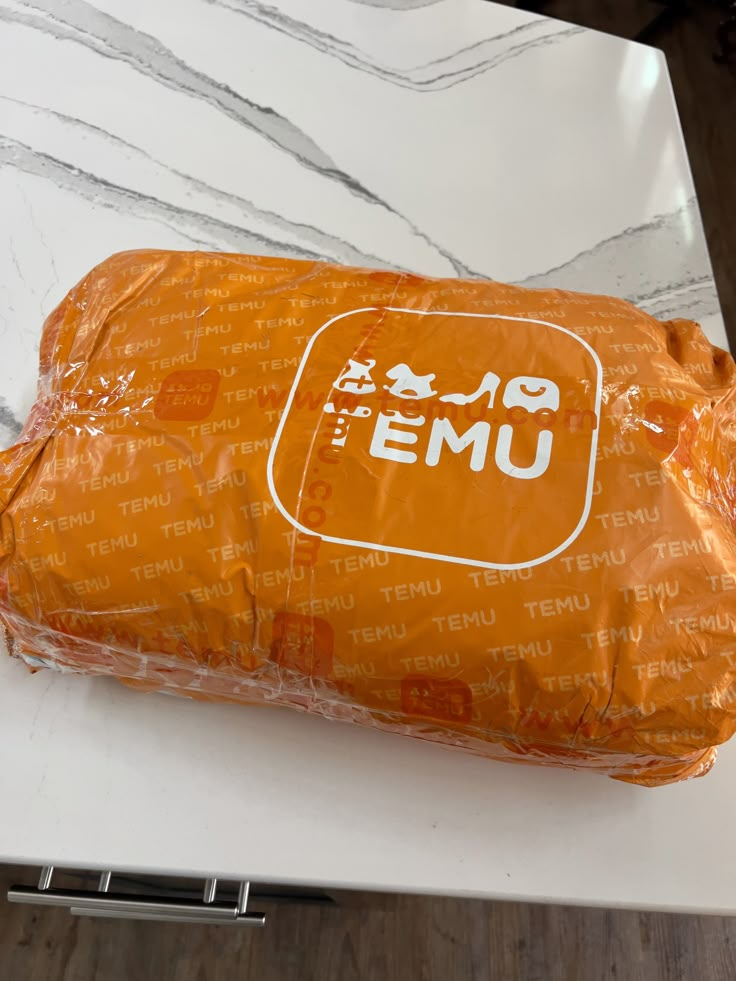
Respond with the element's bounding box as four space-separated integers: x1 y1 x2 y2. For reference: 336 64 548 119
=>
2 250 736 786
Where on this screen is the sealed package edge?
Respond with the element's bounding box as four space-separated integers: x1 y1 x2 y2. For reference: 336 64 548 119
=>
2 250 736 786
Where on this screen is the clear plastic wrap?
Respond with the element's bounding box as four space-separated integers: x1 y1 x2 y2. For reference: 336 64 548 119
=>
2 250 736 786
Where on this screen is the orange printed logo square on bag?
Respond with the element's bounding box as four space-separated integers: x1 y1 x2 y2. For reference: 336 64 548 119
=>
154 370 220 421
269 308 601 570
270 611 334 677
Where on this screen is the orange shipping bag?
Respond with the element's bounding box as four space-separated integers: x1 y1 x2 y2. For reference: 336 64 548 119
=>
1 250 735 786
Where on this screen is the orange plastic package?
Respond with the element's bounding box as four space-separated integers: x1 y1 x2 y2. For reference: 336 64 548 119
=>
2 250 736 786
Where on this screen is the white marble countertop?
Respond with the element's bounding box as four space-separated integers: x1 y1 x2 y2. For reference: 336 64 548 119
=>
0 0 732 911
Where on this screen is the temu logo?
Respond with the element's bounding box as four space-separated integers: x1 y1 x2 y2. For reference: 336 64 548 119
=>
270 611 334 678
268 308 601 569
401 675 473 723
154 369 220 421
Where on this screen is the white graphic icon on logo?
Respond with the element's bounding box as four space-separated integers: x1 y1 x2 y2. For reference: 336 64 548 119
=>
384 364 437 400
440 371 501 406
324 358 375 419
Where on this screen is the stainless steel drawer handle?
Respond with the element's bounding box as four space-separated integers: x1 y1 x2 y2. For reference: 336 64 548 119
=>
7 867 266 926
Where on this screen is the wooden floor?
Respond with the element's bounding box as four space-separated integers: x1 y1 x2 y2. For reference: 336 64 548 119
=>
1 4 735 980
3 876 736 981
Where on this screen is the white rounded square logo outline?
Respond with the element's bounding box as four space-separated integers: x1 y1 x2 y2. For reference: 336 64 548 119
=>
266 306 603 570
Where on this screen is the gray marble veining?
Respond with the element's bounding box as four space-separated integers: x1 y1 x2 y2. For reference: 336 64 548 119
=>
0 0 724 446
